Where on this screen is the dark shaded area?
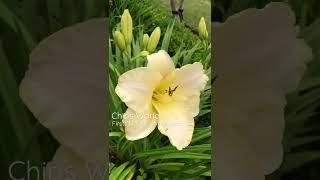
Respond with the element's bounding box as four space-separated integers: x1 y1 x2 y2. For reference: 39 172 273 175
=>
0 0 106 179
213 1 320 180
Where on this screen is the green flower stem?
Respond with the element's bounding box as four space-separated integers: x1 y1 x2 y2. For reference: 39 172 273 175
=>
123 52 130 71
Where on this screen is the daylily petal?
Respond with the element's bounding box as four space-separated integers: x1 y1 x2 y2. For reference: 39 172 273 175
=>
174 62 208 92
213 2 312 179
178 94 201 117
115 67 162 113
45 146 106 180
147 50 175 77
20 18 107 163
215 127 265 180
122 107 158 140
157 103 194 150
172 62 208 116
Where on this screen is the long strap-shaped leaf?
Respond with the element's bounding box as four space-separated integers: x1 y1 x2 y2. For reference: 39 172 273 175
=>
0 1 35 50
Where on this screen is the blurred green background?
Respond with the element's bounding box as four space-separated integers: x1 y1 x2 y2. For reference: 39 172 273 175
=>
0 0 105 179
214 1 320 180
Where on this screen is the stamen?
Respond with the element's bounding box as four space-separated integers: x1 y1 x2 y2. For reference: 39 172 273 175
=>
168 85 179 96
152 89 166 101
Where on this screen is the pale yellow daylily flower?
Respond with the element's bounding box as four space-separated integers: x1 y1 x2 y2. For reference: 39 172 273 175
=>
213 2 312 180
115 50 209 150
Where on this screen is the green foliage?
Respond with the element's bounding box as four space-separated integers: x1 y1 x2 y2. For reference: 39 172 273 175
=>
109 0 200 55
272 18 320 180
109 3 212 178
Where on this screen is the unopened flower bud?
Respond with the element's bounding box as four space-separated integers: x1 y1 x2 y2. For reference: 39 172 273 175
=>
114 31 126 51
198 17 208 40
147 27 161 53
139 50 150 57
121 9 133 45
143 34 149 49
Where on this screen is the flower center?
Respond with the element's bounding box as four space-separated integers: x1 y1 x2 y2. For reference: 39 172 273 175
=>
152 85 179 104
